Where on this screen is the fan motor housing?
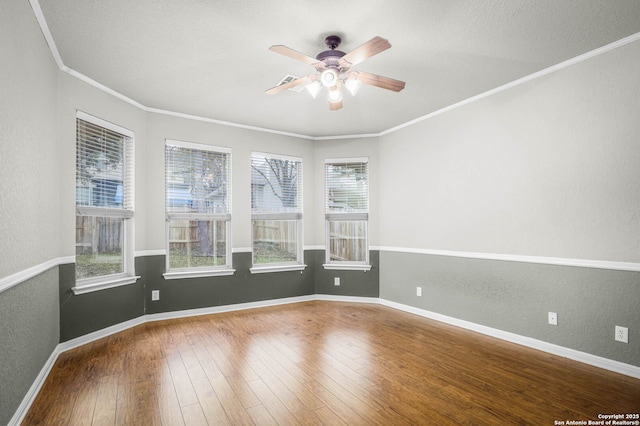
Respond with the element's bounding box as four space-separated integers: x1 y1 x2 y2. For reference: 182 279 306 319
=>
316 49 346 68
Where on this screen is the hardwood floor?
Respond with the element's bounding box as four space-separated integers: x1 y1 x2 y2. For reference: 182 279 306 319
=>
23 301 640 425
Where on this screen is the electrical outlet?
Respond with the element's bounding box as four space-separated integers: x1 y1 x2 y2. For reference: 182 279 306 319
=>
548 312 558 326
152 290 160 301
416 287 422 297
615 326 628 343
334 277 340 286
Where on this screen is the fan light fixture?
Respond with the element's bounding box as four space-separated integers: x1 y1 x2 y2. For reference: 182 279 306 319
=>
266 35 406 111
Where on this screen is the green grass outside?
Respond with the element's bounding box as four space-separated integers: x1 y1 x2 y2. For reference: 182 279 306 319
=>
169 252 227 269
76 253 122 279
253 246 297 264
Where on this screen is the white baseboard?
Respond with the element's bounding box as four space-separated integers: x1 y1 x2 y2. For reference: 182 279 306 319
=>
10 295 640 425
315 294 379 304
378 298 640 380
145 295 316 322
58 317 147 353
8 345 61 426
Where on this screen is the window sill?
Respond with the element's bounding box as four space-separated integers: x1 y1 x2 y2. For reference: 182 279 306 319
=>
249 264 307 274
163 268 236 280
72 275 140 295
322 263 372 272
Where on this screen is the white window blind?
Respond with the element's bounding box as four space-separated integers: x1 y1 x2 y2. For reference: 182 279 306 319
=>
325 159 369 266
251 153 303 267
165 140 232 274
76 116 134 213
165 141 231 219
251 153 302 219
325 160 369 218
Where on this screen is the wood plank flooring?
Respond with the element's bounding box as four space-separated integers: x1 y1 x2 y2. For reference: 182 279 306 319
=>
23 301 640 425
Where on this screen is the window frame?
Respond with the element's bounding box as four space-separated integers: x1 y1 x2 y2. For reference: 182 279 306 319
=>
163 139 235 280
250 152 305 274
324 157 372 271
73 111 138 295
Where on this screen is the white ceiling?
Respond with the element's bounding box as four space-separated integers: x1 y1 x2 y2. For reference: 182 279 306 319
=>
38 0 640 138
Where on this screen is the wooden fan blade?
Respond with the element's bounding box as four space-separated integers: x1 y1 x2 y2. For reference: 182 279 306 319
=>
329 100 343 111
340 36 391 67
357 71 406 92
265 76 313 95
269 45 320 66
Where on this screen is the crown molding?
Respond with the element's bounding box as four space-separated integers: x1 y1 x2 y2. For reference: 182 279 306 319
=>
28 1 640 140
28 0 64 69
145 107 315 140
379 31 640 137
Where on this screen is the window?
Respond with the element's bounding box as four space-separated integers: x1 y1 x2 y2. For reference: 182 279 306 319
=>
164 140 233 279
250 152 305 273
324 158 371 271
74 111 137 293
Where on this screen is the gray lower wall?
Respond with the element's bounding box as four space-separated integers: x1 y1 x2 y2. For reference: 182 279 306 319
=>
59 262 145 342
313 250 380 297
0 269 60 426
144 252 315 315
60 250 380 339
380 250 640 367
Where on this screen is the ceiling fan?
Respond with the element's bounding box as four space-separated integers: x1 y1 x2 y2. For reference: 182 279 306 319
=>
265 35 406 110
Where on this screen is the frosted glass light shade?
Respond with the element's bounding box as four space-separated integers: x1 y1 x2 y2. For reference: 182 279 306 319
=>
306 81 322 98
345 78 362 96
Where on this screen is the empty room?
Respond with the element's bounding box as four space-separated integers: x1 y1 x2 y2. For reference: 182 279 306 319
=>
1 0 639 424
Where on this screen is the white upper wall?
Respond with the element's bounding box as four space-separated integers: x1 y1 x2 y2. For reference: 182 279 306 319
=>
0 0 60 277
379 39 640 263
